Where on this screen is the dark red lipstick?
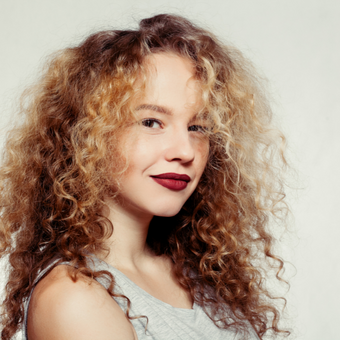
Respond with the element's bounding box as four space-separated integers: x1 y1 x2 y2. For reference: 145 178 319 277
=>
151 173 191 191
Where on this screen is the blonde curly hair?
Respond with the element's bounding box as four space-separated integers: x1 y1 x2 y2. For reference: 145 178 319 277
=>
0 14 289 339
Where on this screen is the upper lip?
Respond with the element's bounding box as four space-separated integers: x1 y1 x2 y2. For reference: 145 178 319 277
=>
151 173 191 182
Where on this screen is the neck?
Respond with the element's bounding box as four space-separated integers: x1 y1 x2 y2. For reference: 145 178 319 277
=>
97 197 155 271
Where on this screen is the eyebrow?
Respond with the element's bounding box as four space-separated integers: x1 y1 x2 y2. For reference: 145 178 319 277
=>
135 104 173 115
135 104 209 124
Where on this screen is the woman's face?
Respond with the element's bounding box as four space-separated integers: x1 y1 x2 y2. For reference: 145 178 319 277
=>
116 53 209 219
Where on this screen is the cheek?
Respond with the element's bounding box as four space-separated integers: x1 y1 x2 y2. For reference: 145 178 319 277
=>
122 133 158 173
115 129 139 177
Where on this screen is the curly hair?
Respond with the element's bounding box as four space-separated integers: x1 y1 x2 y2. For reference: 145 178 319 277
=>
0 14 289 339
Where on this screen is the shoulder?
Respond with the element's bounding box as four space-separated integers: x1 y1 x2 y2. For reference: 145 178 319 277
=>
27 264 136 340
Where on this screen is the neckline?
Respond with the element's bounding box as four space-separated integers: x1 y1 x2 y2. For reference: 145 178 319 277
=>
91 255 196 313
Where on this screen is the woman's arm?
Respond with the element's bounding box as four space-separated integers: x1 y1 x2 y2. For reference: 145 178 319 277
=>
27 265 136 340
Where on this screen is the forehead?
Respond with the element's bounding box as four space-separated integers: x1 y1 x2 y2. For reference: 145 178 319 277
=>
138 53 203 110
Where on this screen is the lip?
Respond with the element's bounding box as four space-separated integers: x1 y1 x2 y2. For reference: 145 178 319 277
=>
151 173 191 191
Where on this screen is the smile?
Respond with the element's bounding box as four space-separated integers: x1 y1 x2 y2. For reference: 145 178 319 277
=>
151 173 191 191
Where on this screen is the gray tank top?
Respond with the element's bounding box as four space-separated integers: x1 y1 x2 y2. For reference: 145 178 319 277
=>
22 256 259 340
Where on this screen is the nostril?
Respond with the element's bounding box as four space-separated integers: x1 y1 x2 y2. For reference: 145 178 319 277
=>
164 131 196 163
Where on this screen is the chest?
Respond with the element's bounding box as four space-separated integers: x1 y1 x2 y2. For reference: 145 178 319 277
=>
118 265 193 309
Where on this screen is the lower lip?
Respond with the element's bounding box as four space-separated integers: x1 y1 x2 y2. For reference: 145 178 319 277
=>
152 178 188 191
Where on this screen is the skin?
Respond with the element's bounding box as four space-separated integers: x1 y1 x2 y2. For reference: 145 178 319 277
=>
27 53 209 340
101 52 209 273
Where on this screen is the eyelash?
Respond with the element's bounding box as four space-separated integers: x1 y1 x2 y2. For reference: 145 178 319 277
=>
188 125 207 133
141 118 162 128
141 118 207 133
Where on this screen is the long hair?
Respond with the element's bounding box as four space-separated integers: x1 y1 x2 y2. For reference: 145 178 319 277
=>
0 14 289 339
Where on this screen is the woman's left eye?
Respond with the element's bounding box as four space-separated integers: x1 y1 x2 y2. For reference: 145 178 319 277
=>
141 119 162 129
188 125 207 133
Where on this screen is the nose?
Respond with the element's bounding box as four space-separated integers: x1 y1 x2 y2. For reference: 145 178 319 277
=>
164 128 195 164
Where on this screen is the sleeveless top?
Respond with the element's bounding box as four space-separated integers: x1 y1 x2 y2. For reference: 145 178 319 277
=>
22 255 260 340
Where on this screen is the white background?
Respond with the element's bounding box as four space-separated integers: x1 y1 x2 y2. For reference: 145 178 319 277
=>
0 1 339 339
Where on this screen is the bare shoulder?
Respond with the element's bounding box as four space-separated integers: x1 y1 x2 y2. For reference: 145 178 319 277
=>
27 264 136 340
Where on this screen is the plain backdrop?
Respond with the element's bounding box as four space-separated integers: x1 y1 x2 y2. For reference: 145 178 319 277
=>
0 0 339 339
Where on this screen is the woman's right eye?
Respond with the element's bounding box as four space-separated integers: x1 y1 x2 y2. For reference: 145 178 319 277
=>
141 119 162 129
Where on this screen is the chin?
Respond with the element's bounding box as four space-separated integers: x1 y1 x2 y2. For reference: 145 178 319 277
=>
152 205 183 218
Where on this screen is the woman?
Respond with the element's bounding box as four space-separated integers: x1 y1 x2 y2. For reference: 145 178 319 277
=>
0 14 289 340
